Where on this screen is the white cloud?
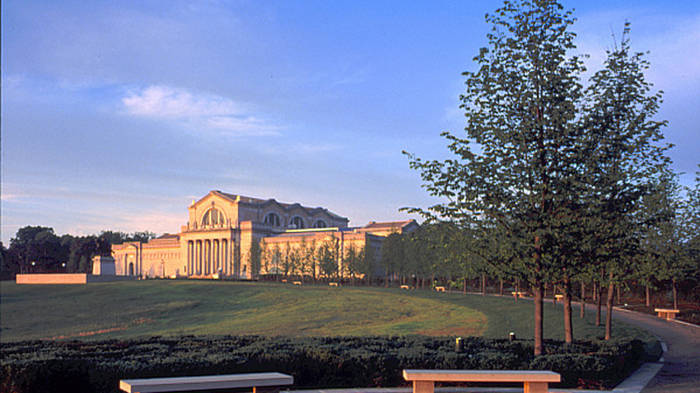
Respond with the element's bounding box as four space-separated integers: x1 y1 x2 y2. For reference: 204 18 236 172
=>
123 85 240 118
121 85 280 136
206 116 280 136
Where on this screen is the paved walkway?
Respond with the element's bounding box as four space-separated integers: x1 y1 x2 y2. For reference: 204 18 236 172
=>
607 307 700 393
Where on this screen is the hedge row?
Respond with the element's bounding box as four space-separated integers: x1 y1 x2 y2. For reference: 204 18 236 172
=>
1 336 646 393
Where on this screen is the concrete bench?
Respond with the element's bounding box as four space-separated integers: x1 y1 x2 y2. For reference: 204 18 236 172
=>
654 308 680 320
329 282 338 287
435 286 446 292
511 291 527 299
120 372 293 393
553 294 563 304
281 279 287 283
403 369 560 393
400 285 411 290
293 281 302 286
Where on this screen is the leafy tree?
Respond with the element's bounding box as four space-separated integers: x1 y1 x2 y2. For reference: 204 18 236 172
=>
405 0 586 355
380 233 403 287
318 239 339 280
582 24 670 339
248 239 262 278
344 244 361 284
9 226 66 272
307 240 318 282
360 241 376 285
282 244 292 278
297 239 310 282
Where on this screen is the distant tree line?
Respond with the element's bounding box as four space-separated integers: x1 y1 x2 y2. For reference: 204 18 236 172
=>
0 228 156 278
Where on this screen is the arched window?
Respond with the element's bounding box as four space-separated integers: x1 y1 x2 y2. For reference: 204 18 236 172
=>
290 216 305 229
264 212 281 227
202 208 224 226
313 220 327 228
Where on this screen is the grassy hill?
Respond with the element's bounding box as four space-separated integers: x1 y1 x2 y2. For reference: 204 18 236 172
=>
0 280 652 343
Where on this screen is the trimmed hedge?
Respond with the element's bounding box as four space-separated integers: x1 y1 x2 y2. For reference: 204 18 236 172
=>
1 336 646 393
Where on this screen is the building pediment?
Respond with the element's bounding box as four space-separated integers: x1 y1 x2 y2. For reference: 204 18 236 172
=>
191 191 237 210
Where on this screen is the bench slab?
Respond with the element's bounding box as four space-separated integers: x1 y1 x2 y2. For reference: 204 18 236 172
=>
654 308 680 320
403 369 560 383
120 372 293 393
403 370 560 393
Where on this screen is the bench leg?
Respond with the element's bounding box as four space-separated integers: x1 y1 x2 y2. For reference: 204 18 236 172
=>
413 381 434 393
254 387 281 393
524 382 548 393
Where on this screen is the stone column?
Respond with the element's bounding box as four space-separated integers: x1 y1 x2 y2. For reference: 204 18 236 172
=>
214 240 220 273
196 240 202 275
206 240 212 275
187 241 192 276
222 239 228 275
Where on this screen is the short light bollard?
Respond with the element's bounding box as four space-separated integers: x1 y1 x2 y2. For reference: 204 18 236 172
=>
509 332 516 342
455 337 464 352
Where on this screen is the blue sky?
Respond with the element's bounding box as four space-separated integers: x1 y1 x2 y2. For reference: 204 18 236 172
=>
2 0 699 244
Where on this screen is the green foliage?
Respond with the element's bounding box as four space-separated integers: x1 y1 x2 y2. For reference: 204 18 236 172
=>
2 227 158 276
0 336 646 393
402 0 685 348
317 239 339 279
249 240 262 277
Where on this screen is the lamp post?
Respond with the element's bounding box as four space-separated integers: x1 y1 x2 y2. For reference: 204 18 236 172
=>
31 261 36 273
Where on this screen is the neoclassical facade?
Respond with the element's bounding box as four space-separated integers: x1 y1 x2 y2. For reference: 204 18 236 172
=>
111 191 417 279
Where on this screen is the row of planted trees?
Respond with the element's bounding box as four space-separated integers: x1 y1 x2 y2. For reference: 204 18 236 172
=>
249 237 378 285
400 0 698 356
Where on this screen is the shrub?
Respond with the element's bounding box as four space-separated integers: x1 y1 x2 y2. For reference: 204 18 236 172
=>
0 336 647 393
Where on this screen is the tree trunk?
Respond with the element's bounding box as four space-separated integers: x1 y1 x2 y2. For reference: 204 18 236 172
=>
481 273 486 296
605 273 614 340
544 282 548 298
564 276 573 343
561 277 574 344
534 281 544 356
616 284 621 305
580 281 585 318
499 279 504 296
463 277 467 295
645 284 650 307
593 281 597 302
596 283 603 327
672 278 678 310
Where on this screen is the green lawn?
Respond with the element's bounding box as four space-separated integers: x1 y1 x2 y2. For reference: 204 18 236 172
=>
0 280 653 344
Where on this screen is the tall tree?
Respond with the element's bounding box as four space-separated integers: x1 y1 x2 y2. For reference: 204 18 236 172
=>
248 239 262 278
318 238 339 280
406 0 585 355
582 24 670 339
380 233 404 287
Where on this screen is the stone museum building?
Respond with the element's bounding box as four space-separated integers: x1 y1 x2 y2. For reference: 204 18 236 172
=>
111 190 417 279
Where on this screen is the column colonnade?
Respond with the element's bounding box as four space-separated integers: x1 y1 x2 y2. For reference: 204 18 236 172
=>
187 238 232 277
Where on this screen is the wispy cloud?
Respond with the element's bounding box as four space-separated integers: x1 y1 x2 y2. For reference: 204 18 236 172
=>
122 85 280 136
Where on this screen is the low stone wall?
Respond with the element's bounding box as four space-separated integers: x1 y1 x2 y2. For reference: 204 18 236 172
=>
86 275 137 283
16 273 88 284
16 274 137 284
